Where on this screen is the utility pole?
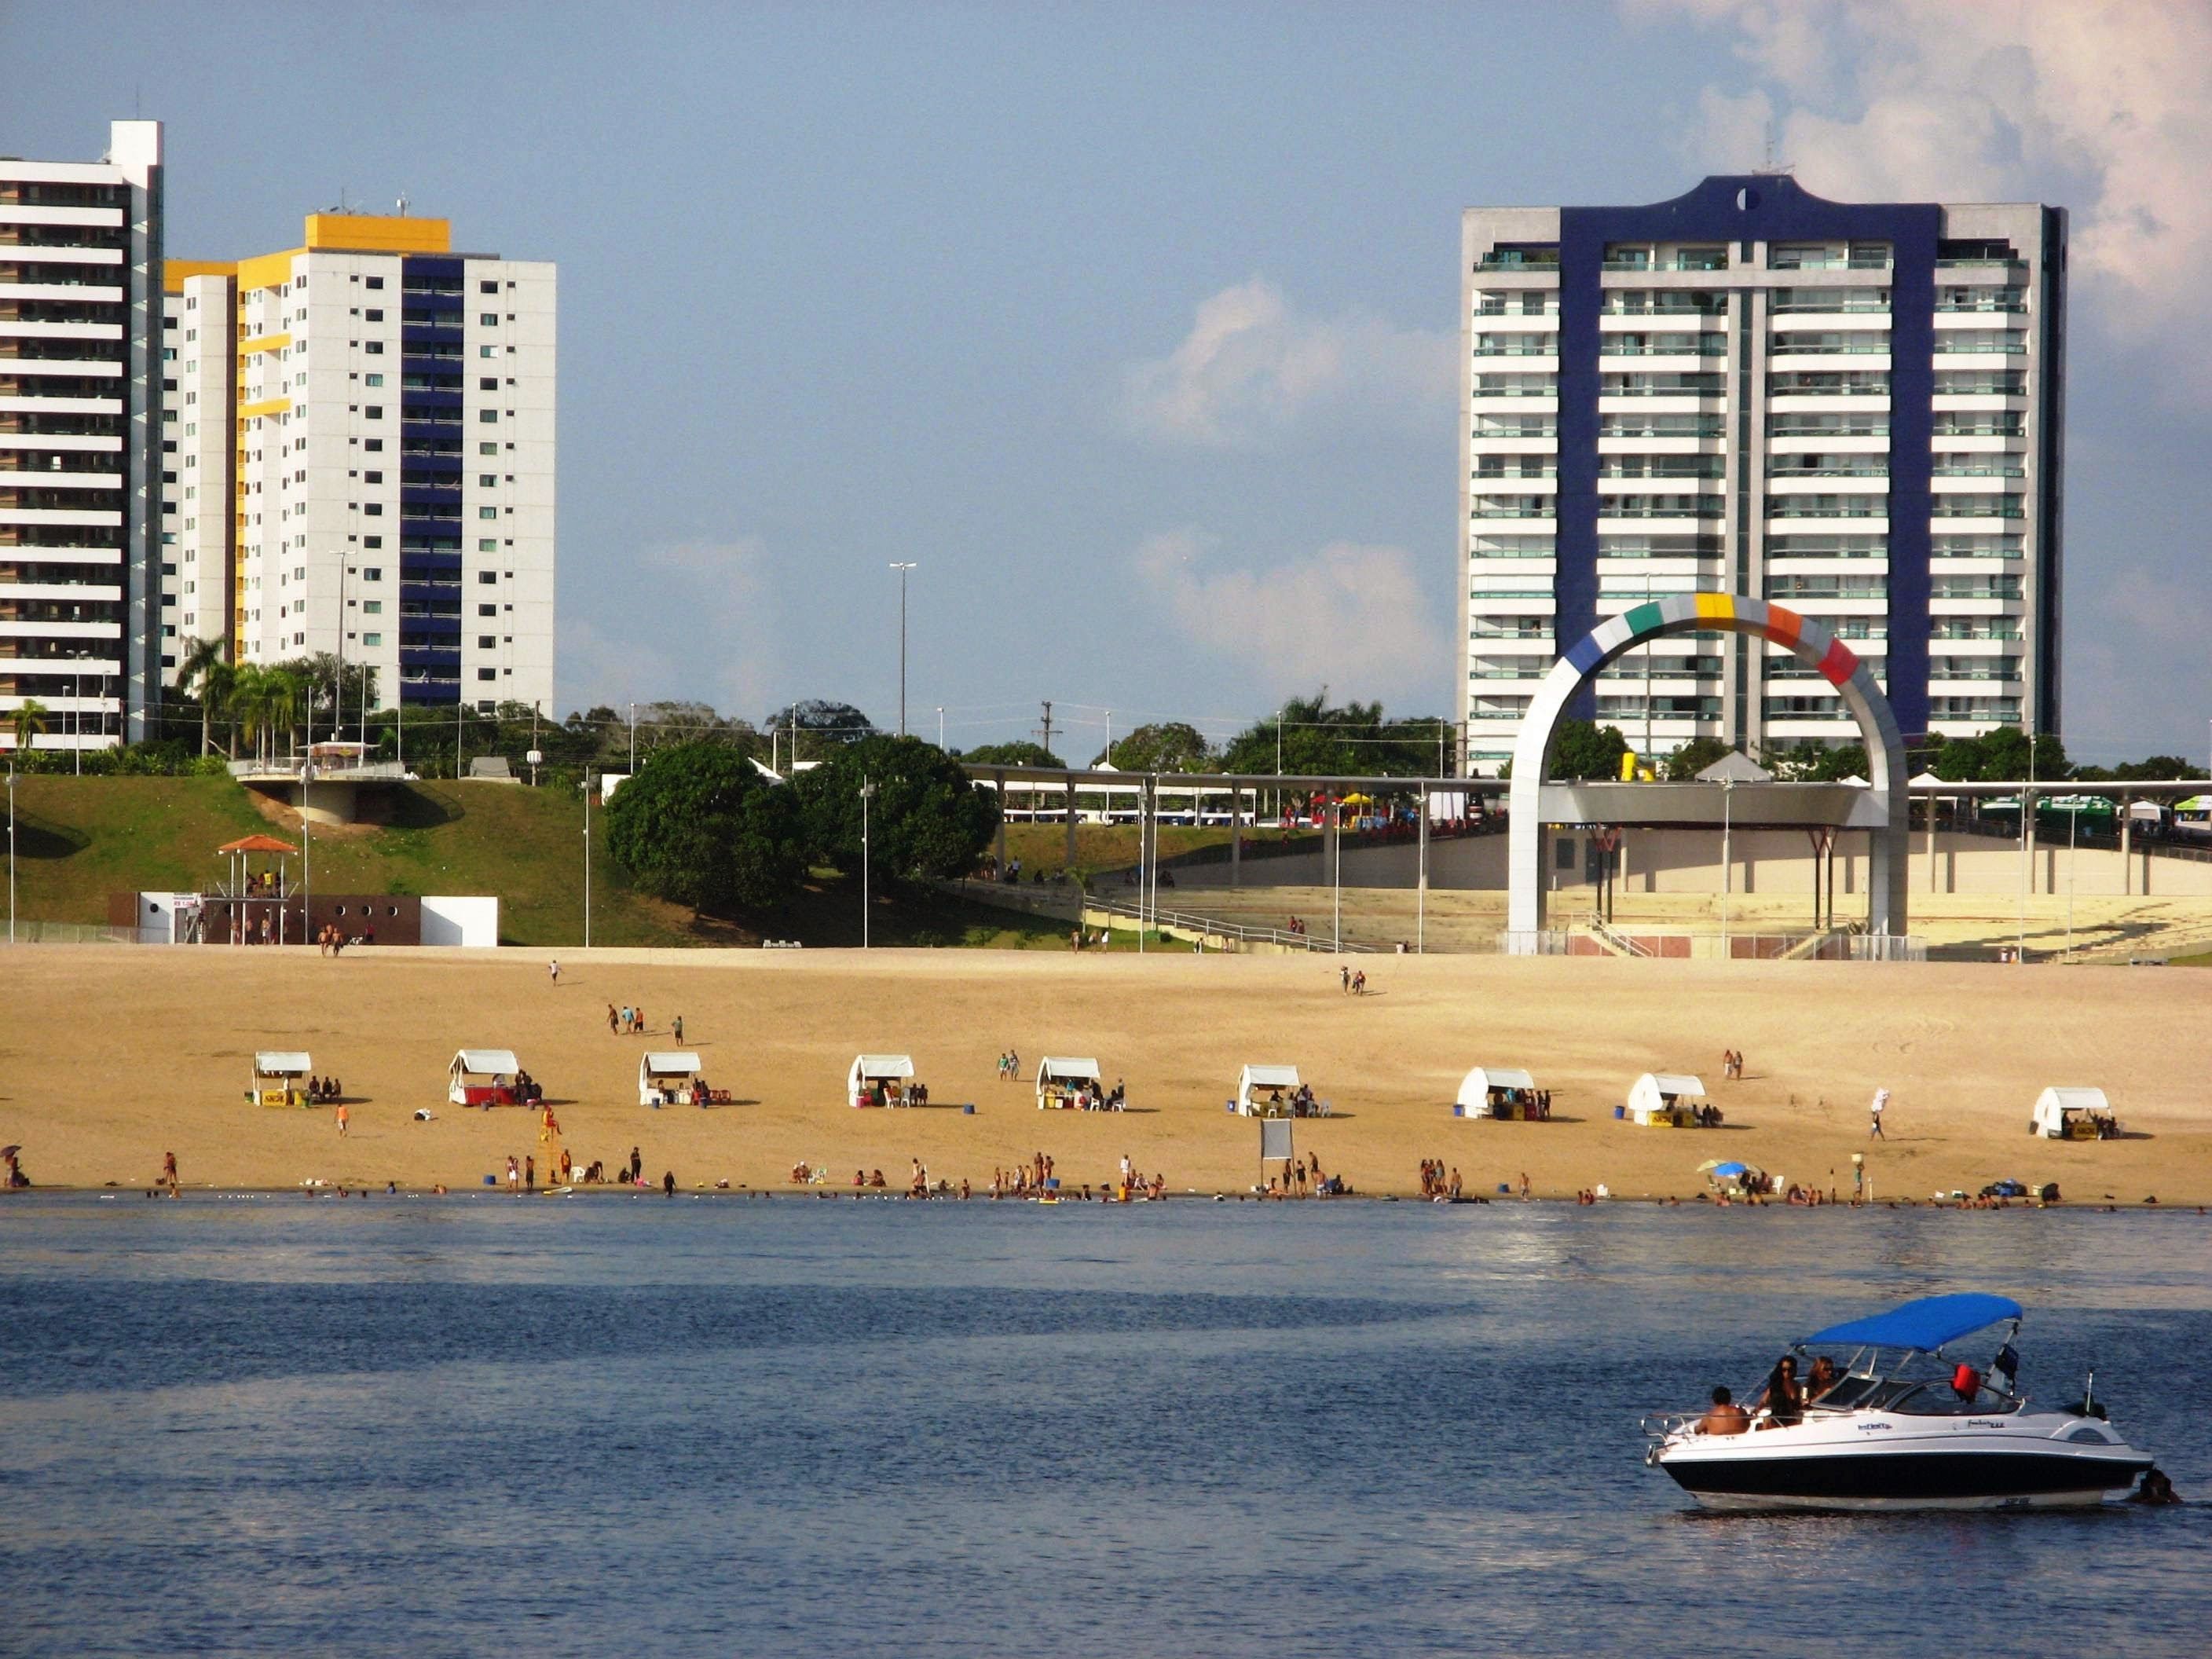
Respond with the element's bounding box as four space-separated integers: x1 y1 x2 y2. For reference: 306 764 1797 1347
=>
581 772 591 948
936 706 944 749
628 701 636 772
1038 699 1055 760
889 562 917 735
861 778 875 949
456 696 465 780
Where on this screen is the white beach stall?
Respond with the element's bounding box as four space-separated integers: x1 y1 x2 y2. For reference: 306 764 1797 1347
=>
1035 1057 1102 1110
449 1048 522 1108
2031 1086 2114 1140
639 1051 704 1107
1627 1072 1708 1127
251 1050 313 1108
1454 1067 1538 1119
1235 1064 1302 1117
848 1053 915 1108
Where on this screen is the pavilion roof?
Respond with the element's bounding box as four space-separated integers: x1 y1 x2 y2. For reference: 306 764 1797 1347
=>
218 835 298 855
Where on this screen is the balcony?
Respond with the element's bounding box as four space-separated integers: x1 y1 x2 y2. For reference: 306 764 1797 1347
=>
1932 461 2025 478
1930 497 2023 519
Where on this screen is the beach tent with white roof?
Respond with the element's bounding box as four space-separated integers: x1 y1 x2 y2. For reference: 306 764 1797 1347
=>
1035 1057 1101 1108
1236 1064 1301 1116
1455 1067 1537 1118
2031 1086 2112 1139
251 1050 313 1108
848 1053 915 1107
1627 1072 1707 1126
449 1048 522 1107
639 1051 704 1106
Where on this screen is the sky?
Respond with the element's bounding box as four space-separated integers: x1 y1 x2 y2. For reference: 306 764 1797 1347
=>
5 0 2208 764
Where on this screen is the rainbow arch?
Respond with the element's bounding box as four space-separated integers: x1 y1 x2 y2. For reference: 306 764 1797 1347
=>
1504 590 1910 945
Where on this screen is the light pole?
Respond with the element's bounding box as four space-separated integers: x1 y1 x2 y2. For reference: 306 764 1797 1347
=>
888 562 917 736
628 701 636 772
7 764 15 946
1719 777 1735 953
581 774 592 948
936 706 944 749
2017 726 2036 965
298 760 315 945
860 778 876 948
2065 800 2080 961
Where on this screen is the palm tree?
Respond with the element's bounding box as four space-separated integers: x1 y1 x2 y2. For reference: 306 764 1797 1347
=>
10 698 48 755
175 635 228 756
266 667 302 761
229 665 272 766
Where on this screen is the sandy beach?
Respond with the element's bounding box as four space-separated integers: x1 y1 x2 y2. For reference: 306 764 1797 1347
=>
2 944 2206 1204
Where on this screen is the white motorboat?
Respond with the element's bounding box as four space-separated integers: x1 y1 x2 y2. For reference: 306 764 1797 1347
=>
1646 1293 2157 1511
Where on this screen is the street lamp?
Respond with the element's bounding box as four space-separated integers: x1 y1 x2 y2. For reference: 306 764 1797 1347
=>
1719 776 1736 953
860 778 877 949
936 706 944 750
888 562 917 737
581 773 593 948
7 764 14 946
299 760 316 945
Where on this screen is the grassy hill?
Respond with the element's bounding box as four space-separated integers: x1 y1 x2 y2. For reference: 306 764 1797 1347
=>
4 776 1074 950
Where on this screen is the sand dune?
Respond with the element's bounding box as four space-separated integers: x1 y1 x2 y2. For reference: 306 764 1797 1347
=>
1 945 2205 1204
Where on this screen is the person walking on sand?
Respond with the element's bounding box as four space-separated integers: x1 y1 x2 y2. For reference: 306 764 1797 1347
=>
608 1003 618 1035
673 1013 683 1046
1870 1087 1889 1141
335 1101 350 1138
525 1154 536 1194
506 1155 520 1193
549 959 559 984
1340 965 1350 993
629 1145 643 1184
162 1152 179 1198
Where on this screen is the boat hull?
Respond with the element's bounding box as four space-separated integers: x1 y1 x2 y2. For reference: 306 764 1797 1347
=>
1657 1439 2152 1513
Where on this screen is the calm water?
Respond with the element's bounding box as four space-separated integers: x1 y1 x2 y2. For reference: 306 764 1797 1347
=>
2 1195 2207 1657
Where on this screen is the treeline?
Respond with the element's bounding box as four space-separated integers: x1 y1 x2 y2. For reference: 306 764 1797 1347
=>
1540 721 2190 786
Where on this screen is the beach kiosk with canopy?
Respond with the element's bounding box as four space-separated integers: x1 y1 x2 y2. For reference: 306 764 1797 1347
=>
1235 1064 1315 1117
848 1053 916 1108
639 1051 709 1107
1626 1072 1712 1128
250 1051 313 1108
2032 1086 2117 1140
449 1049 522 1108
1455 1067 1541 1121
1036 1057 1104 1110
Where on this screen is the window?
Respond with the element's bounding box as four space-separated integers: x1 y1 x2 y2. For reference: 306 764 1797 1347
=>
480 442 499 456
364 503 383 516
478 377 497 391
478 538 498 551
363 632 382 647
365 406 384 419
480 313 498 326
364 438 383 452
364 341 383 355
478 571 498 584
364 308 383 321
364 470 383 484
478 603 497 617
478 507 497 520
363 600 383 615
362 538 383 551
481 280 498 295
364 372 383 386
477 635 497 650
479 411 497 423
366 276 384 290
479 474 497 488
478 668 497 682
480 345 496 357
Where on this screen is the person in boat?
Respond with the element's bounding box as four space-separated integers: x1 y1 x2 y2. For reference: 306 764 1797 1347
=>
1699 1386 1751 1436
1754 1355 1806 1426
1805 1355 1841 1403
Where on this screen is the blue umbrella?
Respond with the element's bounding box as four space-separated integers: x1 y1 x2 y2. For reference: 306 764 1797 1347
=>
1710 1160 1749 1178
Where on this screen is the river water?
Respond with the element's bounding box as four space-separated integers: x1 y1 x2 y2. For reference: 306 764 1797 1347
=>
2 1194 2205 1657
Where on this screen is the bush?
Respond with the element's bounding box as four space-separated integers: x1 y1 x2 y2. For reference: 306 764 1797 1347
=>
798 734 1000 884
602 742 808 912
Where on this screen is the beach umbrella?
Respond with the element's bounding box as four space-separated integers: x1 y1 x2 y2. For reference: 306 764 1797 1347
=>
1708 1160 1750 1178
0 1144 18 1159
1696 1157 1730 1173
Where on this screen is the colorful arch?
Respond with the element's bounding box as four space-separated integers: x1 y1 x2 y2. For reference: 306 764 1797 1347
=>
1506 592 1909 945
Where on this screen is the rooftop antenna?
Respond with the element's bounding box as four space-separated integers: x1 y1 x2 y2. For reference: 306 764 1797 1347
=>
1757 122 1795 178
396 192 408 217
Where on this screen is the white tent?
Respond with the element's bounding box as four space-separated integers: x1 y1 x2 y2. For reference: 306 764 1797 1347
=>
1627 1072 1707 1126
848 1053 915 1108
1456 1067 1537 1117
1036 1056 1101 1109
251 1050 312 1108
2032 1086 2111 1139
449 1048 522 1106
639 1051 704 1106
1236 1064 1301 1116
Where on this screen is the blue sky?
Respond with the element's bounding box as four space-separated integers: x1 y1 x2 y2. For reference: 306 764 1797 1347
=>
6 1 2207 764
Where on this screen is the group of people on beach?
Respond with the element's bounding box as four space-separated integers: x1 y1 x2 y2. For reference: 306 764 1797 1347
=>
1338 965 1368 994
1417 1159 1462 1199
315 925 364 955
609 1004 680 1041
1719 1049 1746 1081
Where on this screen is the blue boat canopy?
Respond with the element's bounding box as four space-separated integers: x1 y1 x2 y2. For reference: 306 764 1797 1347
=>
1803 1293 2023 1353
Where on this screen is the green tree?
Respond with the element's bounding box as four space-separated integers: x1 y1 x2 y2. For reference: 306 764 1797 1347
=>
175 636 229 756
961 740 1064 768
1098 722 1213 772
1218 692 1448 781
603 742 808 912
1661 736 1734 782
764 699 876 764
799 734 1000 884
10 698 48 754
1549 718 1629 781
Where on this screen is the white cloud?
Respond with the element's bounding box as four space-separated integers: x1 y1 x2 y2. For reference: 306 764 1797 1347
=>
1639 0 2212 350
1118 279 1452 447
556 536 780 718
1132 527 1448 701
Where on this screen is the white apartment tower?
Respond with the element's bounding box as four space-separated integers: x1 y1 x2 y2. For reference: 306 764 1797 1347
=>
1459 174 2065 775
0 119 166 750
162 213 555 716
